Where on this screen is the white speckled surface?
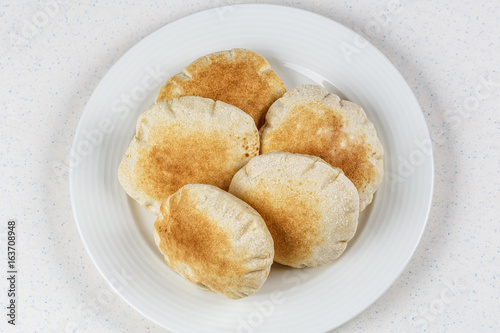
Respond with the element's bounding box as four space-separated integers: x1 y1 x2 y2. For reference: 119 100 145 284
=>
0 1 498 332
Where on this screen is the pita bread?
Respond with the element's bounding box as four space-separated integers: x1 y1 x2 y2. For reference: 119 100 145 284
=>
156 48 287 127
153 184 274 299
259 85 384 211
118 96 259 215
229 152 359 268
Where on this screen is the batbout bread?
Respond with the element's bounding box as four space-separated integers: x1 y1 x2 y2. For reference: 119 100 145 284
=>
153 184 274 299
118 96 259 215
259 84 384 211
229 152 359 268
156 48 287 127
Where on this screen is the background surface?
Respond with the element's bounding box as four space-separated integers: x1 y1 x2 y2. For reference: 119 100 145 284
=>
0 0 498 332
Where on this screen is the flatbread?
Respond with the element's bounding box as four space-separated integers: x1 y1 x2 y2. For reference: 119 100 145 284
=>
259 85 384 211
118 96 259 215
153 184 274 299
156 48 287 127
229 152 359 268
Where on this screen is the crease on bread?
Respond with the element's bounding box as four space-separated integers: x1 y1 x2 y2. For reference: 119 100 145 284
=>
118 96 259 215
260 84 384 211
229 152 359 268
154 184 274 299
156 48 287 127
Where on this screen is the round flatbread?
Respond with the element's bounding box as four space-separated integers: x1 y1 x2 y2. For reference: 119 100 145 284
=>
259 84 384 211
118 96 259 215
156 48 287 127
153 184 274 299
229 152 359 268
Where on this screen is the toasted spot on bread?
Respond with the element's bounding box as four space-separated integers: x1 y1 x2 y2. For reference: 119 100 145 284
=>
154 184 274 299
118 97 259 215
229 152 359 268
262 101 375 191
135 128 232 203
243 177 323 265
157 191 242 291
156 49 286 126
260 85 384 211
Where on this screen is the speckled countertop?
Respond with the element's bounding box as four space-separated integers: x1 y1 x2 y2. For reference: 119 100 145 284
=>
0 1 498 332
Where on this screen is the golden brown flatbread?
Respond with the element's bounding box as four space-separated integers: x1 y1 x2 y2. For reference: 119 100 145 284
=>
259 85 384 211
156 48 286 127
229 152 359 268
118 96 259 215
154 184 274 299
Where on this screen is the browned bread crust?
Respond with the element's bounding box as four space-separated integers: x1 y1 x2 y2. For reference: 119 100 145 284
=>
156 49 286 127
154 184 274 299
260 85 384 211
118 96 259 215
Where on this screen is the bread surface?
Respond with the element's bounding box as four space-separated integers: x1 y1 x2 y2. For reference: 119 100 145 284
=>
260 85 384 210
229 152 359 268
154 184 274 299
156 48 287 126
118 96 259 215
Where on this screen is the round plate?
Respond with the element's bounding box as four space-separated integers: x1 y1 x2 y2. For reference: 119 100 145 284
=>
70 4 434 333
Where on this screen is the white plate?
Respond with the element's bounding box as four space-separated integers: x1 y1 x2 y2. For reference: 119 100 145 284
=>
70 4 434 333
